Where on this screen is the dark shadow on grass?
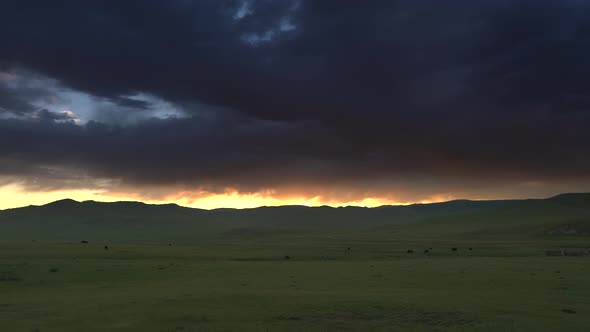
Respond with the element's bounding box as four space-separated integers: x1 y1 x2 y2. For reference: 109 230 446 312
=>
300 303 477 328
0 271 22 282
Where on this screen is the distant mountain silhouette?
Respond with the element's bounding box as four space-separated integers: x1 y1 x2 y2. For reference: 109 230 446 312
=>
0 193 588 241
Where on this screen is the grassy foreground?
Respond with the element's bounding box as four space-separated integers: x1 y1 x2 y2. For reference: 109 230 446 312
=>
1 194 590 331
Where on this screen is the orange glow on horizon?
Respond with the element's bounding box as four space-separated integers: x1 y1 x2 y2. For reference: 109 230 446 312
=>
0 184 450 210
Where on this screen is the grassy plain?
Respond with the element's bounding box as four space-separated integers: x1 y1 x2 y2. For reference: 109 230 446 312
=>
1 194 590 331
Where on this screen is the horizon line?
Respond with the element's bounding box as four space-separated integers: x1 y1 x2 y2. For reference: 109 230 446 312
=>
2 192 588 212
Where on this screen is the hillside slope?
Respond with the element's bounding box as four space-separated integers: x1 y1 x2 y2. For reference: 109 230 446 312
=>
0 194 589 242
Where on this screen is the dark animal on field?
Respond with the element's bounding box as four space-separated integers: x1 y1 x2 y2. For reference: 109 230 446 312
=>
452 248 458 251
81 240 88 244
347 247 351 251
168 243 172 247
468 248 473 251
284 255 291 260
406 249 414 254
424 250 430 254
104 245 109 251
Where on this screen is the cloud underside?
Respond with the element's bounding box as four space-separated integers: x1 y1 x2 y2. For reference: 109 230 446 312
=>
0 0 590 204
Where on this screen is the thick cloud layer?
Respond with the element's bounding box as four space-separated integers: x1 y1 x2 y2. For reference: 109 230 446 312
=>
0 0 589 203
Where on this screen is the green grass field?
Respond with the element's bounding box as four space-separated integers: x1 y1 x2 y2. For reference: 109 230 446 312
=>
1 194 590 331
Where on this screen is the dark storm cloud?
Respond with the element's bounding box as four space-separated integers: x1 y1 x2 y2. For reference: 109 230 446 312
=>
1 107 589 201
0 88 37 116
0 73 44 116
0 0 589 200
109 96 151 110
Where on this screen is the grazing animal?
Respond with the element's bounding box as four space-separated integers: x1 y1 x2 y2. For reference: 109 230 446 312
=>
284 255 291 260
429 247 433 250
406 249 414 254
452 248 458 251
468 247 473 251
168 243 172 247
104 245 109 251
81 240 88 244
347 247 351 251
424 249 430 254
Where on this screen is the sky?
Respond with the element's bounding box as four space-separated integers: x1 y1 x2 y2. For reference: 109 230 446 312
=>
1 0 590 209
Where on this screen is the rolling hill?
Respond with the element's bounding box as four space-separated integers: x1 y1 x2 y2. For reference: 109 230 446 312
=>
0 193 589 242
